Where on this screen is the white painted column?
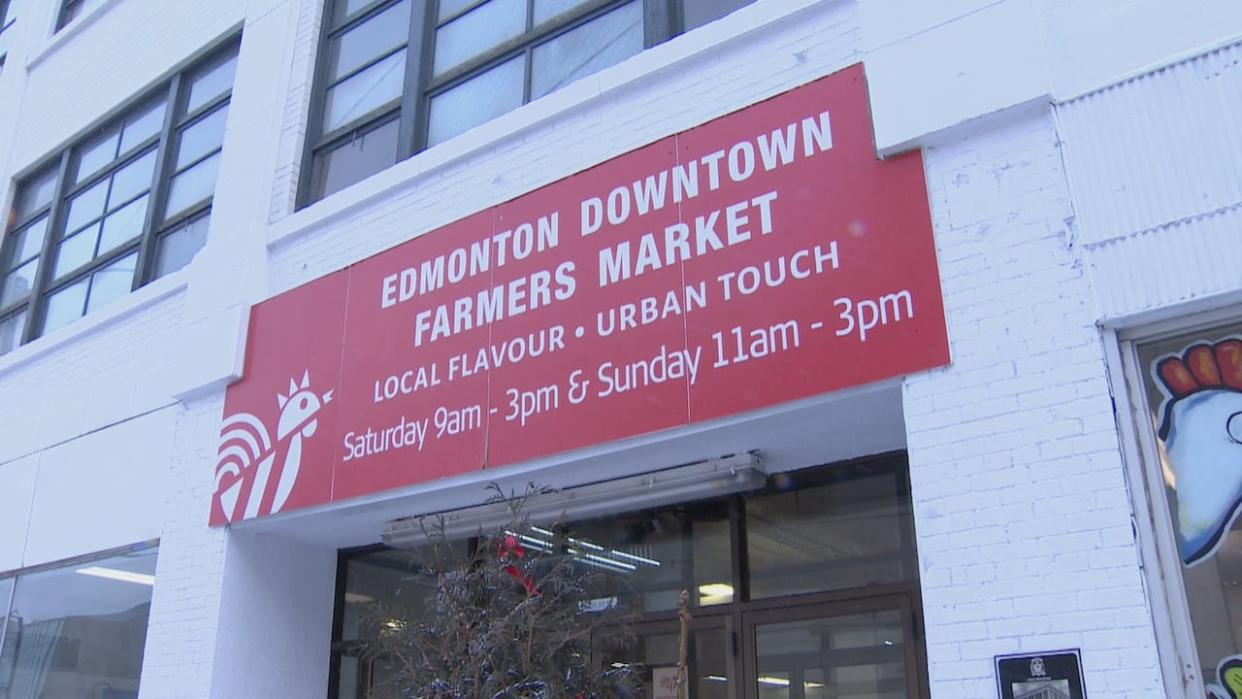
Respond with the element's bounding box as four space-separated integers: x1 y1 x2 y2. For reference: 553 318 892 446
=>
902 111 1166 697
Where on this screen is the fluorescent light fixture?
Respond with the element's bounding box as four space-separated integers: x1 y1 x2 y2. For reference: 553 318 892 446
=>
344 592 375 604
75 567 155 586
697 583 734 597
383 453 765 547
697 581 734 604
757 676 790 687
605 548 660 567
705 675 728 682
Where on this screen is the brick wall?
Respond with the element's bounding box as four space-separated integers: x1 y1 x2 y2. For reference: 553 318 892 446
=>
0 0 1238 696
138 394 228 699
903 111 1165 697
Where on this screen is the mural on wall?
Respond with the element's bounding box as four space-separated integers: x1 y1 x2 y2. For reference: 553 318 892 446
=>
1205 653 1242 699
1151 337 1242 566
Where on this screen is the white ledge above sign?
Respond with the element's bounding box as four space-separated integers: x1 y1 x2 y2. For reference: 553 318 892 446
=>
208 63 949 527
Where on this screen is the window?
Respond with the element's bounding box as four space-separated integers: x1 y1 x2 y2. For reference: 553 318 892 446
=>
55 0 105 32
301 0 755 205
0 38 238 355
1131 320 1242 695
0 545 157 699
328 454 925 698
0 0 15 69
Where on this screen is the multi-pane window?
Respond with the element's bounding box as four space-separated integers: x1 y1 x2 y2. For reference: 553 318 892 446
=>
0 545 157 698
0 38 237 355
55 0 106 32
302 0 755 205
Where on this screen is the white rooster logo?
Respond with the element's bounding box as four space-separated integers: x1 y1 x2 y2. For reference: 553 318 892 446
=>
214 371 334 523
1152 337 1242 567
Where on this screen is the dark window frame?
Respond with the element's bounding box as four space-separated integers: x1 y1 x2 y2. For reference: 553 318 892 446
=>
55 0 93 32
0 35 240 354
297 0 712 208
0 0 15 68
325 452 930 698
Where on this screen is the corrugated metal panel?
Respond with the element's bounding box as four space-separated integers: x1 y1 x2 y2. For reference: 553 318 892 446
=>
1089 202 1242 318
1058 41 1242 246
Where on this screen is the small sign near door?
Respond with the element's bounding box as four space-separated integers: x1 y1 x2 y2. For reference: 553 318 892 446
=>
651 666 679 699
995 649 1086 699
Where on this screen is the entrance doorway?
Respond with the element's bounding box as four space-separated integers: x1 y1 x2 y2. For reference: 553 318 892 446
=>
744 596 918 699
329 452 928 698
618 593 922 699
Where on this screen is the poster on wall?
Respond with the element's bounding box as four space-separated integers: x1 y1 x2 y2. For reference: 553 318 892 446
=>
651 667 679 699
995 651 1086 699
208 62 951 526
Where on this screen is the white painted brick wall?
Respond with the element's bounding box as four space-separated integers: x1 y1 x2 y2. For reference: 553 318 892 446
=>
138 394 228 699
904 111 1165 697
1 0 1239 696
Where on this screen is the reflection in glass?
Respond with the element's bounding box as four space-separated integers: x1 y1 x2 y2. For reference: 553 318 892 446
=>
76 128 121 184
65 180 109 233
1 259 36 306
336 653 360 699
323 50 406 132
0 548 156 699
155 215 210 278
175 106 229 169
755 611 907 699
314 118 400 199
98 195 149 254
438 0 478 21
87 253 137 312
602 628 730 699
530 0 642 99
164 152 221 221
566 500 732 612
335 0 378 24
747 469 915 598
120 100 167 153
10 217 49 265
16 169 58 220
0 311 24 353
339 545 464 642
328 0 409 80
427 56 523 146
41 278 88 334
108 150 158 206
187 51 239 114
432 0 525 76
54 224 100 278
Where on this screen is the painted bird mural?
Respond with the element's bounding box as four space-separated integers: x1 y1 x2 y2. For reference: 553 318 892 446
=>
213 371 333 523
1152 337 1242 567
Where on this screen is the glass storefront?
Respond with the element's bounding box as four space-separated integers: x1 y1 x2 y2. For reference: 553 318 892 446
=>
0 545 157 699
329 453 927 698
1133 322 1242 695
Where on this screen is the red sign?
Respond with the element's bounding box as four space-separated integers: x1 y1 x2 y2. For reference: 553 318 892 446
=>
210 64 949 526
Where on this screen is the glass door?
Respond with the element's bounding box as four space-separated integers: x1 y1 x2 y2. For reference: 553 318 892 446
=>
601 616 735 699
741 596 920 699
